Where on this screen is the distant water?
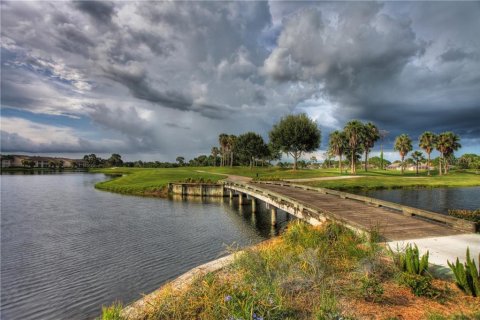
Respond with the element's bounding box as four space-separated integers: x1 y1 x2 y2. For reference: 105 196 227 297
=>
354 187 480 214
1 173 288 320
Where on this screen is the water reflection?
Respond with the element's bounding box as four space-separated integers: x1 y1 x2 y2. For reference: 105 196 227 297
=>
356 187 480 214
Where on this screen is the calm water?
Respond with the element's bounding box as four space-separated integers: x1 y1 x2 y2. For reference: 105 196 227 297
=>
355 187 480 214
0 173 288 320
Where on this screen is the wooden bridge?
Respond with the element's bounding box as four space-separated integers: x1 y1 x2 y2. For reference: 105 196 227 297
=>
222 181 476 241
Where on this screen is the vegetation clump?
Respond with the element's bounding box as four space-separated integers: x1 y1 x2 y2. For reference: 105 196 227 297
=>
101 222 479 320
448 209 480 224
448 248 480 297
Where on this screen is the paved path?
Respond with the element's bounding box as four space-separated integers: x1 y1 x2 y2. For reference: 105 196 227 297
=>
388 234 480 268
255 182 462 241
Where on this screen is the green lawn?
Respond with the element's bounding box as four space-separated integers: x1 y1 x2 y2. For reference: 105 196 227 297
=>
91 167 480 196
301 170 480 190
92 167 225 195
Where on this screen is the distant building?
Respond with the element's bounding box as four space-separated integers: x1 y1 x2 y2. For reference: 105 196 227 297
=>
0 155 86 169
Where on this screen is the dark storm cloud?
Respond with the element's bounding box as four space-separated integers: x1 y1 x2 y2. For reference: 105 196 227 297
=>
440 48 476 62
72 0 115 23
1 1 479 157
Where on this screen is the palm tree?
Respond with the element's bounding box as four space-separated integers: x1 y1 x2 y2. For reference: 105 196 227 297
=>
344 120 365 174
328 130 347 174
228 135 237 167
362 122 380 172
419 131 437 176
394 134 413 174
211 147 219 167
410 151 425 175
436 132 461 175
218 133 229 167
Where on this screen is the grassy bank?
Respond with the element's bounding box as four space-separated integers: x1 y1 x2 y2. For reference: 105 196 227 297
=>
301 170 480 191
92 167 225 196
102 222 479 320
92 167 480 196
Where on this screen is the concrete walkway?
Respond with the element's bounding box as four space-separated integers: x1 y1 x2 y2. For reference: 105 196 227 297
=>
387 233 480 269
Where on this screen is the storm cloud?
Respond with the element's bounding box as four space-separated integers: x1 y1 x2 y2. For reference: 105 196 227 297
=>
1 1 479 160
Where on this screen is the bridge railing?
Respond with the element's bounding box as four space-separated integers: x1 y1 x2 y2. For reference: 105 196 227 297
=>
252 181 476 233
223 181 374 236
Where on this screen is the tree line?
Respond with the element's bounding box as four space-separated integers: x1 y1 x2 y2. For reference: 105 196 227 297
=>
327 121 465 175
212 113 321 170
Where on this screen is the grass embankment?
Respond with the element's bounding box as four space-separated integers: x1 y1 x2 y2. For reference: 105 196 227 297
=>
102 222 479 320
92 167 224 196
92 167 480 196
301 170 480 191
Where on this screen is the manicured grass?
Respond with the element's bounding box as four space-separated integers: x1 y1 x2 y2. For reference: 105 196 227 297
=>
301 170 480 190
92 167 224 195
92 167 480 195
199 166 341 179
101 222 480 320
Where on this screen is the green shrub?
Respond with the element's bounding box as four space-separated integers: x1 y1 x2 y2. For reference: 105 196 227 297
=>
448 209 480 223
399 273 437 297
101 302 123 320
360 274 384 302
392 244 429 275
447 247 480 297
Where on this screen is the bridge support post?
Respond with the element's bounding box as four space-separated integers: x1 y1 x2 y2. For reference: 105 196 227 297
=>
270 207 277 226
229 190 234 199
238 192 245 205
251 198 257 213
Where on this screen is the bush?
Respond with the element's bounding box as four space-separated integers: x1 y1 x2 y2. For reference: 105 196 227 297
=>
392 244 429 275
399 273 437 297
448 209 480 224
448 247 480 297
360 274 384 302
101 302 123 320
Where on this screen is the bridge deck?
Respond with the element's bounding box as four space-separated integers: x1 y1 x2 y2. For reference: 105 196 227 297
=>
254 183 461 241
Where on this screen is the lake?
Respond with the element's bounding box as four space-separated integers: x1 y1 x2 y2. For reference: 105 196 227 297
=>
0 173 288 320
354 187 480 214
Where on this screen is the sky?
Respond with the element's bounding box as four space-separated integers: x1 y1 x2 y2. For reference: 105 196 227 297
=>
1 1 479 162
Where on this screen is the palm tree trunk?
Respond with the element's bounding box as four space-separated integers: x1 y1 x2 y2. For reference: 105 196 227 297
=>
364 151 368 172
351 152 355 174
401 155 405 174
416 162 419 175
339 154 342 174
230 151 233 167
445 158 449 175
427 152 430 176
439 154 443 176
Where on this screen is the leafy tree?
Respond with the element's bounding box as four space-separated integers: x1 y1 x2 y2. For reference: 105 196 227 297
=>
235 132 268 169
21 159 29 168
436 132 461 175
176 156 185 166
368 156 391 169
83 154 100 168
394 134 413 174
269 113 321 170
458 154 479 169
419 131 437 176
362 122 380 172
328 130 347 174
344 120 365 174
108 154 123 167
410 151 426 175
49 160 57 169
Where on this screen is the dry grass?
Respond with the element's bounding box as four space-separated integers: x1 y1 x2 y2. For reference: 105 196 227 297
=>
102 222 480 320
